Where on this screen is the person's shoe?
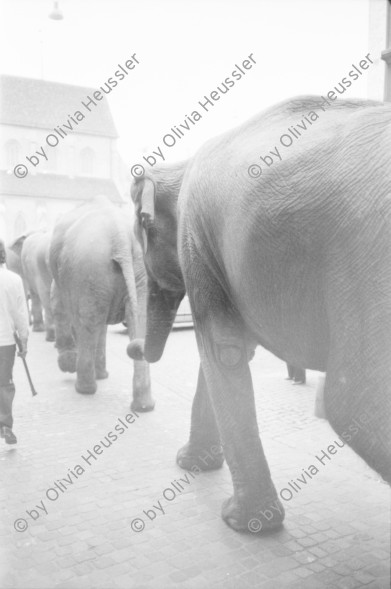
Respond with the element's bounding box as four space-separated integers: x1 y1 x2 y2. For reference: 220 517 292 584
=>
0 426 17 444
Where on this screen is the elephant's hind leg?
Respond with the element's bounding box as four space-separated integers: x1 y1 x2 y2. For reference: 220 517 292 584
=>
30 290 44 332
51 282 76 373
95 325 109 380
177 364 224 471
188 280 284 533
74 323 98 395
40 289 55 342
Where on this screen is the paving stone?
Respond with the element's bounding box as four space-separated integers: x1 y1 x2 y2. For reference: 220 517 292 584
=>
312 532 330 544
295 567 315 579
169 570 190 583
333 563 356 576
307 562 326 573
308 545 328 559
259 580 289 589
297 536 318 548
92 555 117 569
283 540 304 552
335 577 364 589
270 544 293 557
92 543 116 557
240 557 261 570
293 552 317 565
366 563 391 577
352 570 377 585
73 562 96 576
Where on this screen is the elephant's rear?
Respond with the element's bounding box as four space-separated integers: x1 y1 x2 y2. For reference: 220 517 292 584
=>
321 106 391 483
181 98 391 484
59 208 120 323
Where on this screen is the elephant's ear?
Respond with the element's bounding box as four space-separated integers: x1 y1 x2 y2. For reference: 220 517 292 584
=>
139 179 155 225
9 234 27 256
132 178 155 253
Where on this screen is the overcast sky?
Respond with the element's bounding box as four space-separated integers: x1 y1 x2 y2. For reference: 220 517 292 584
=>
0 0 372 168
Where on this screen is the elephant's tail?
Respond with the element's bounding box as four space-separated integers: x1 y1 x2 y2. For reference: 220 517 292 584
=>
112 224 140 346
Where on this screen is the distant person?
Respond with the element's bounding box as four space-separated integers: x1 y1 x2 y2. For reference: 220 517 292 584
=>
286 363 306 385
0 239 29 444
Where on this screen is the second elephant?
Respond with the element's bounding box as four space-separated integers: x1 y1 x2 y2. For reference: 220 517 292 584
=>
49 197 154 412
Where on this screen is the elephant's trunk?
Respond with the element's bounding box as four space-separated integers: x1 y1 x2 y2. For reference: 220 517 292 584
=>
127 278 184 363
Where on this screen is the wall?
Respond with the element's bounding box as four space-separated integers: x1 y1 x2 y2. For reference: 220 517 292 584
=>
1 124 113 178
368 0 391 100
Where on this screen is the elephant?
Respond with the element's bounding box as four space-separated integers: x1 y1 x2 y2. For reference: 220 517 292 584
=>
128 96 391 533
7 232 52 336
6 243 24 278
5 242 30 315
49 196 154 412
21 231 54 341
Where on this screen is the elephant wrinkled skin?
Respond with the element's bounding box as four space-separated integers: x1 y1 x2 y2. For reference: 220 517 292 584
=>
7 232 52 335
50 197 154 412
128 96 391 533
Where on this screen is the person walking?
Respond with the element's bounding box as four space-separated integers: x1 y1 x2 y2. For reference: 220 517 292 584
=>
286 363 306 385
0 238 29 444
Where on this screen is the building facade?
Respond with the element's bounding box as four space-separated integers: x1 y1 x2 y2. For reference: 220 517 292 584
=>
368 0 391 101
0 75 130 242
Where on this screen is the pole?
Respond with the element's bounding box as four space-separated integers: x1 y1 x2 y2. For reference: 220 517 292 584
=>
14 333 38 397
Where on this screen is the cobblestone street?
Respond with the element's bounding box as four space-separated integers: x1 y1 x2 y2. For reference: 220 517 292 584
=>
1 327 390 589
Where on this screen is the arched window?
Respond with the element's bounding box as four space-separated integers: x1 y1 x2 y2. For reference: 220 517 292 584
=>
37 210 49 230
80 147 95 175
5 140 22 170
14 212 27 239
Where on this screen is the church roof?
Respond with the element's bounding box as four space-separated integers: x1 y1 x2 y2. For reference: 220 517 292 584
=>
0 75 118 138
0 171 123 204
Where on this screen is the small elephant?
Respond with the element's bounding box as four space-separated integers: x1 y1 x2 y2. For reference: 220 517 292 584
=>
49 196 154 412
7 233 46 332
128 96 391 533
21 231 55 342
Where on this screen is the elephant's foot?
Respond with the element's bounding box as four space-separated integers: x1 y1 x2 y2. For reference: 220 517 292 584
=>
222 494 285 534
58 351 77 373
176 441 224 471
75 379 97 395
131 391 155 413
293 380 306 385
45 328 55 342
96 368 109 380
33 322 45 333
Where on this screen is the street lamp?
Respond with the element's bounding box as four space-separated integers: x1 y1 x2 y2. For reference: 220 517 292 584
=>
49 1 63 20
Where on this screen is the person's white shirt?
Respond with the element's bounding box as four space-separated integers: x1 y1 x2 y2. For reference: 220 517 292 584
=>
0 264 29 346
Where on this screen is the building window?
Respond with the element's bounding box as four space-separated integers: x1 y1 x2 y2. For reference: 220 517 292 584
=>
36 204 49 230
5 140 22 170
80 147 95 175
14 212 27 238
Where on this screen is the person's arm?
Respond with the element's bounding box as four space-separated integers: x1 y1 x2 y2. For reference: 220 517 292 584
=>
13 278 29 356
